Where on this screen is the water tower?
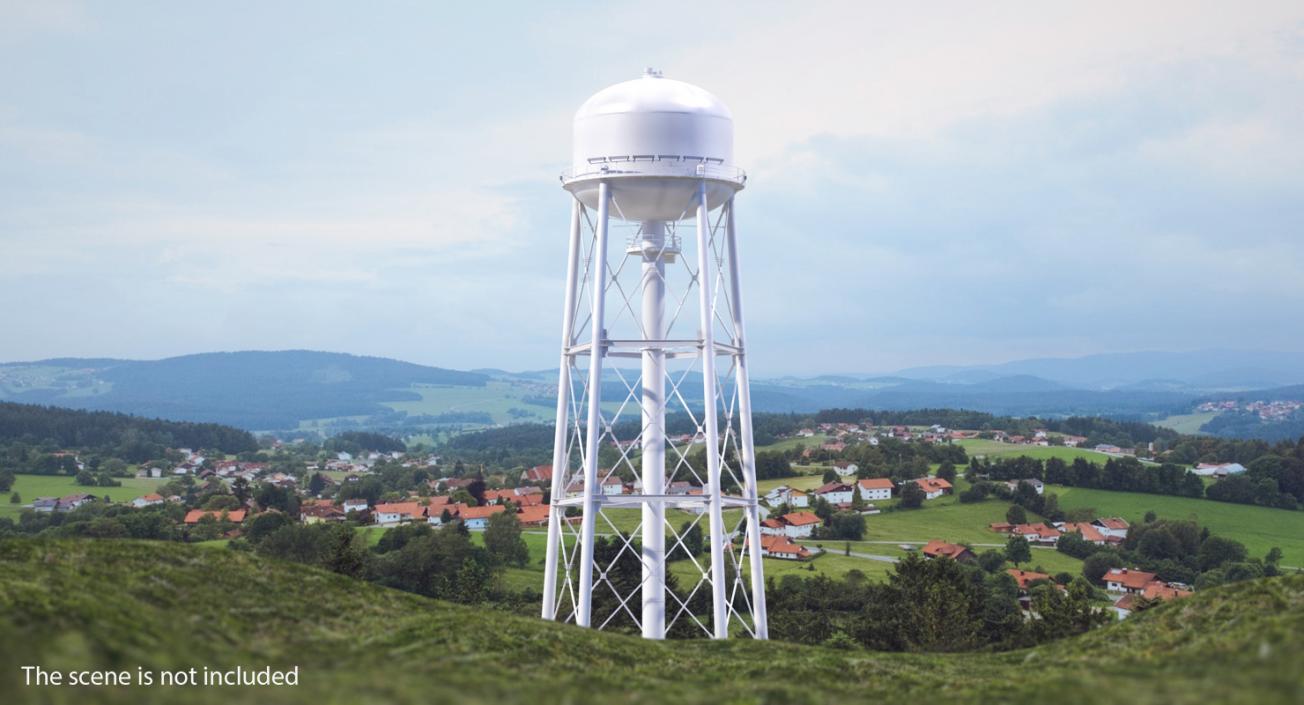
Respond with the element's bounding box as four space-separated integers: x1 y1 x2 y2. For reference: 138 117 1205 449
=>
540 69 768 640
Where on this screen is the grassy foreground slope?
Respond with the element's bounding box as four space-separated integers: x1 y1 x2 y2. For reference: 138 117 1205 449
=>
1 540 1302 705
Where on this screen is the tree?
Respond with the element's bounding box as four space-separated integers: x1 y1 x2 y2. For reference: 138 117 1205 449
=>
669 520 703 560
1197 535 1248 572
204 493 241 511
0 469 14 493
977 550 1006 573
9 492 20 504
1004 534 1031 566
1082 551 1122 584
244 510 291 544
483 511 529 567
307 472 327 496
936 462 957 483
1005 504 1027 525
824 511 866 540
899 482 925 509
1029 577 1110 642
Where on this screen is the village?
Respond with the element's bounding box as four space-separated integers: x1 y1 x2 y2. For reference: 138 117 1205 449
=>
17 417 1209 621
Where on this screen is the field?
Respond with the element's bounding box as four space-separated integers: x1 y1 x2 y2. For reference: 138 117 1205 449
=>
755 434 829 453
1156 411 1218 435
0 474 166 519
3 539 1303 705
1051 485 1304 567
379 380 625 427
956 439 1117 463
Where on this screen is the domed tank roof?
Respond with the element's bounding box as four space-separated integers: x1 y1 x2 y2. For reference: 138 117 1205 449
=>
566 70 743 222
575 68 733 122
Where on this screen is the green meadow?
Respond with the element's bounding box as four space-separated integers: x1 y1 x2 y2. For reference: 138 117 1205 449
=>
0 474 166 519
1051 485 1304 566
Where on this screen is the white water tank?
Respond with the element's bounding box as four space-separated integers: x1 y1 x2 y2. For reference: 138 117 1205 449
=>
563 69 745 222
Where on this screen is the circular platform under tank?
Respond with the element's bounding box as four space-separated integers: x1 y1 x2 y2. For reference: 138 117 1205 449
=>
562 69 744 222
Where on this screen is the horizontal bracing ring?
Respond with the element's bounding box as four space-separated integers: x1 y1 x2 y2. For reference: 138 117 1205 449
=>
566 339 743 357
553 494 757 510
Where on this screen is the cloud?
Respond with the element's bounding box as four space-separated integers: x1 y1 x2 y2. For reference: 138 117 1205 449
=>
2 2 1303 373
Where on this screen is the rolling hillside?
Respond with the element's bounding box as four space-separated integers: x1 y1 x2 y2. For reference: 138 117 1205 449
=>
0 351 486 430
1 539 1302 705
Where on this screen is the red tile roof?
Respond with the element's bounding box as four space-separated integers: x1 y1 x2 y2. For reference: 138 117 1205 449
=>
759 534 811 557
915 477 953 493
183 509 246 524
857 478 894 491
1062 522 1106 543
781 511 823 527
374 502 425 518
460 504 508 520
516 505 550 525
1011 523 1061 539
1105 568 1157 590
921 539 972 560
1006 568 1053 590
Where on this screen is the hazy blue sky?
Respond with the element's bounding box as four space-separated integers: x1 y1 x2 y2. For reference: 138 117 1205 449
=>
3 2 1303 375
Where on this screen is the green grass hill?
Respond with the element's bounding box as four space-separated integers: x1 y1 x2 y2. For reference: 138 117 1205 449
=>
2 539 1302 705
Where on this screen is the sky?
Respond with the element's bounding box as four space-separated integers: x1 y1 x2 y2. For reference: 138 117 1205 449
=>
2 1 1303 376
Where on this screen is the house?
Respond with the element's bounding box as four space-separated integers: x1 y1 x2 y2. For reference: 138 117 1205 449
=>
1005 478 1045 495
759 517 786 536
31 497 59 513
913 477 953 500
1062 435 1087 448
1094 444 1123 454
183 509 247 524
521 464 554 484
601 475 625 496
1113 581 1193 618
373 502 426 526
832 461 859 477
814 481 854 505
516 505 551 527
460 504 507 530
788 489 809 508
857 477 894 501
1192 462 1247 477
667 481 698 495
921 539 974 562
300 503 346 524
342 498 369 515
1011 522 1062 545
1006 568 1054 593
1059 521 1108 545
1104 568 1158 594
131 493 165 509
757 534 812 560
58 493 95 511
778 511 823 538
1092 517 1131 540
507 492 544 508
763 485 791 505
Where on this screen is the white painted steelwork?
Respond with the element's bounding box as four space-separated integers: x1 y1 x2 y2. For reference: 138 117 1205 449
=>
542 71 767 641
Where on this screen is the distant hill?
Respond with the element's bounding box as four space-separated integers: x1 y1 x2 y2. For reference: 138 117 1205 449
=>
0 351 485 430
2 539 1302 705
0 401 256 457
893 349 1304 390
3 349 1302 436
